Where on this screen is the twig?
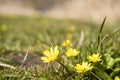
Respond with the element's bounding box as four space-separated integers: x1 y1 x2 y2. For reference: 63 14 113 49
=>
90 72 102 80
20 48 29 67
0 62 16 69
77 31 84 48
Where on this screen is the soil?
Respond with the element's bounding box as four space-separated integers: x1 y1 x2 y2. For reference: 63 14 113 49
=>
6 53 44 67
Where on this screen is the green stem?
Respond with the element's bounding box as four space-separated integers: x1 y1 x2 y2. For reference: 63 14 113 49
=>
56 60 71 74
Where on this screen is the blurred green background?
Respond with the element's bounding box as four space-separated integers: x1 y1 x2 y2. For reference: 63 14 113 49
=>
0 0 120 66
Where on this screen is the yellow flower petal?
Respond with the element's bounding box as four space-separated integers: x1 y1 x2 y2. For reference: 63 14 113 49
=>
114 76 120 80
41 57 50 62
43 50 51 57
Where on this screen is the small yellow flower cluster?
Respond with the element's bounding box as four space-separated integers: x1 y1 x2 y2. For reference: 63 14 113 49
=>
75 53 102 73
40 39 102 74
41 39 80 63
62 39 79 57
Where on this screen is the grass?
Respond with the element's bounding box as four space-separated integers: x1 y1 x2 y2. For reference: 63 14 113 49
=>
0 15 120 80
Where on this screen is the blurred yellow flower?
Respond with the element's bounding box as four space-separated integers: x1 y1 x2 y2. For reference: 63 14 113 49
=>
69 25 76 32
75 62 93 73
114 76 120 80
0 35 2 40
66 48 79 57
62 39 71 47
41 46 59 63
66 33 72 39
88 53 101 62
1 24 8 31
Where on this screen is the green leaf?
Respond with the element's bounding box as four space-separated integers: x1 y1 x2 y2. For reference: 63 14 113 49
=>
94 68 112 80
114 58 120 63
111 68 120 77
104 54 115 69
39 77 48 80
97 17 106 49
95 63 106 71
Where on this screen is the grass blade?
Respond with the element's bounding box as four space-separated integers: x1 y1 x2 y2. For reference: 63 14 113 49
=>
97 17 107 50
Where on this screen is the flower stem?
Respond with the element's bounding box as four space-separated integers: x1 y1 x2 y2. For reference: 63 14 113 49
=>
56 60 71 74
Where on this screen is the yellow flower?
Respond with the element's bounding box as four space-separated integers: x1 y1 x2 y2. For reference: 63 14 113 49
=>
66 33 72 39
75 62 93 73
88 53 101 62
69 25 76 32
41 46 59 63
0 35 2 40
62 39 71 47
114 76 120 80
66 48 79 57
1 24 8 31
